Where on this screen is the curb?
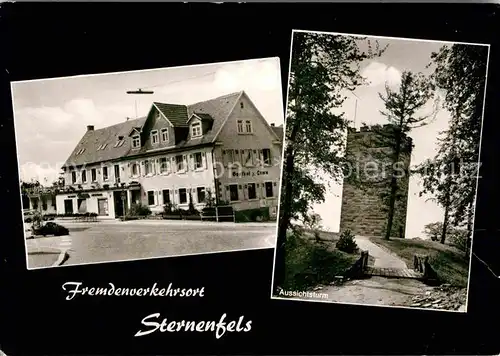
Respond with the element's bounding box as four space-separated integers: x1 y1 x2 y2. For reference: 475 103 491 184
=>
51 249 70 267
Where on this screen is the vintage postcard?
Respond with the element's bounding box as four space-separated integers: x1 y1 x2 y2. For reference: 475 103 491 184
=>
12 58 284 269
271 30 490 313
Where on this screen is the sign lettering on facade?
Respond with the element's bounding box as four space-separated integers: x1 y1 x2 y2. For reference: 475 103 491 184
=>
232 170 269 178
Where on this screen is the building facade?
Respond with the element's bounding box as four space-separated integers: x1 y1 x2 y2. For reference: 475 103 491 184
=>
339 125 412 238
56 91 283 219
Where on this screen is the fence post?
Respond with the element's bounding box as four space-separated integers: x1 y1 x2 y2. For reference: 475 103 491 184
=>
215 206 219 223
232 209 235 223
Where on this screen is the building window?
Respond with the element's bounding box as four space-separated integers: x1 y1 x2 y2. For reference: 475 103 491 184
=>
103 166 108 181
179 188 187 204
194 152 203 169
147 191 155 206
132 135 140 149
262 149 272 165
131 163 140 176
237 120 244 133
161 128 169 142
191 122 202 138
97 143 108 151
265 182 274 198
175 155 184 171
151 130 159 144
114 139 125 148
114 165 120 183
81 170 87 183
76 148 85 155
71 171 77 184
197 187 206 203
160 157 170 173
223 149 235 166
247 183 257 200
243 149 253 166
91 168 97 182
240 102 244 109
162 189 170 205
245 120 252 133
144 160 152 175
229 184 239 202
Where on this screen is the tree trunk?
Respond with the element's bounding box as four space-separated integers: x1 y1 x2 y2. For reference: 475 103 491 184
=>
273 122 300 292
440 197 450 244
384 132 402 240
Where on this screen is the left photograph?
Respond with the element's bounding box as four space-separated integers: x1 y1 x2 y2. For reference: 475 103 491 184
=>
12 57 284 269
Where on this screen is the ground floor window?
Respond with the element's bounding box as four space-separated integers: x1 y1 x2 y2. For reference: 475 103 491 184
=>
179 188 187 204
197 187 205 203
229 184 239 202
247 183 257 200
147 191 155 206
265 182 274 198
162 189 170 205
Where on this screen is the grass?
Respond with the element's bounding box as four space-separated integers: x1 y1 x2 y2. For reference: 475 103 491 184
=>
283 230 359 291
369 237 470 288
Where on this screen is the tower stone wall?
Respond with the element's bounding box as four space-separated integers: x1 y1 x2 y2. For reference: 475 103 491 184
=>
339 125 412 238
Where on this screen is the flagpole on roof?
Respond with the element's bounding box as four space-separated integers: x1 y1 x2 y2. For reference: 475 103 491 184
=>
126 88 155 119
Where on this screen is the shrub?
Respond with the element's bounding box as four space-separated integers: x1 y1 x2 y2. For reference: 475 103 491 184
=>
235 207 269 222
129 203 151 217
283 231 359 291
336 229 358 254
163 202 178 214
449 228 469 252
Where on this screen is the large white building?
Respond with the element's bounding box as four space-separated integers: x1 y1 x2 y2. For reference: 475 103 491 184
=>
56 91 283 219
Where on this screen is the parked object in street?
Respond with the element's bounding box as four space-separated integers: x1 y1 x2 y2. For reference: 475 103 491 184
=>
32 222 69 237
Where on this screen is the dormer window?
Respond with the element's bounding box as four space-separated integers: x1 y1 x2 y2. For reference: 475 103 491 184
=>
97 143 108 151
151 130 159 144
114 137 125 148
161 128 169 142
191 122 202 138
132 135 140 149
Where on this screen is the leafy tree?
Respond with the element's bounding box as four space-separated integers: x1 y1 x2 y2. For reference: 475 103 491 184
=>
417 44 488 255
368 71 436 240
274 31 386 290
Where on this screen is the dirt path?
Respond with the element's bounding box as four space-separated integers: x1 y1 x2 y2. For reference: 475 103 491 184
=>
317 237 431 306
286 236 467 311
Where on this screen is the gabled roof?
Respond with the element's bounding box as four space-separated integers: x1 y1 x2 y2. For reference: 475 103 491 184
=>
63 117 147 168
63 90 281 167
193 112 214 122
153 102 189 127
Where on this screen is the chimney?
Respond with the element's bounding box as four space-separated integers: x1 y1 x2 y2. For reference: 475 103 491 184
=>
87 125 94 131
118 135 124 140
270 123 275 127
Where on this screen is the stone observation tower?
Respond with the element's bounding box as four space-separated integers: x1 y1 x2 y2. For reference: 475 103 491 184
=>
339 124 412 238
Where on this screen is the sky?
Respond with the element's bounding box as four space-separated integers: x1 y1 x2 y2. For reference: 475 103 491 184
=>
307 33 487 240
12 57 284 185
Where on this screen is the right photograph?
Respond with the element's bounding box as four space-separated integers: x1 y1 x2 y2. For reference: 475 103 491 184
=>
271 29 490 312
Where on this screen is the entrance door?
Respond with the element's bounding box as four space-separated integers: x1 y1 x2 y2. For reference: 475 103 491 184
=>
64 199 73 214
113 191 128 217
97 198 108 216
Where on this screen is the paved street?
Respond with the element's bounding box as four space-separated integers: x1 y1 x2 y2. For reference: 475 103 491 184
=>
26 220 277 267
27 252 61 269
